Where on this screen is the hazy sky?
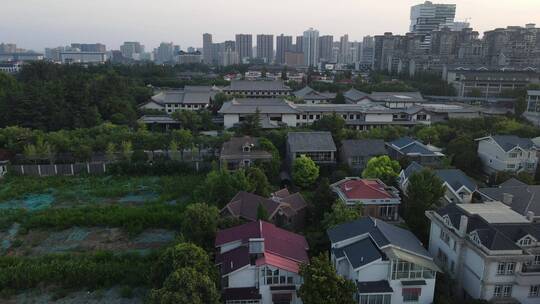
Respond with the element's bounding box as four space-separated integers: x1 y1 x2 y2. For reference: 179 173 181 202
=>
2 0 539 51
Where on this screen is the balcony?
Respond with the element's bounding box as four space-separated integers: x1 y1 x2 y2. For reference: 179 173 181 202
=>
515 266 540 285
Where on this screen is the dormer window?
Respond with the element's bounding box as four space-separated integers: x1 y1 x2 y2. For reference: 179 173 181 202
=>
518 236 533 247
443 215 452 228
470 232 481 246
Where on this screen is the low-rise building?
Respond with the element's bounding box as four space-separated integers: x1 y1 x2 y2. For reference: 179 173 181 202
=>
343 88 370 104
0 62 22 74
331 177 401 221
137 115 181 131
223 80 292 97
386 137 445 167
426 202 540 303
368 92 425 109
476 135 538 174
328 217 439 304
221 189 307 230
293 86 336 104
478 178 540 222
0 52 43 62
287 132 337 165
340 139 388 171
139 86 218 113
59 51 106 64
524 90 540 126
220 136 273 170
175 50 202 64
215 221 309 304
400 162 477 204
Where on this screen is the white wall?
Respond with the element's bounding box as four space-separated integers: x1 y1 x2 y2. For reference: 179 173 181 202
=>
356 261 389 281
228 266 257 288
365 113 393 122
282 114 298 127
224 114 240 129
389 278 436 304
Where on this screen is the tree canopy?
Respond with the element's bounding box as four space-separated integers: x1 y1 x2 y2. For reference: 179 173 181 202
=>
362 155 401 186
292 155 320 188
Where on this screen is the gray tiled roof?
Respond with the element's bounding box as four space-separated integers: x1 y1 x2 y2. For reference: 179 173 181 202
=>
151 86 216 105
225 80 291 91
369 92 424 102
388 137 444 157
327 217 430 258
138 115 180 124
341 139 387 159
478 178 540 217
294 86 336 100
344 88 369 102
403 162 477 193
491 135 535 152
218 98 300 114
287 132 337 153
342 237 382 269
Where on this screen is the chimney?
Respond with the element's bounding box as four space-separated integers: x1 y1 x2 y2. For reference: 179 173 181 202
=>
459 215 468 236
502 193 513 205
527 211 535 222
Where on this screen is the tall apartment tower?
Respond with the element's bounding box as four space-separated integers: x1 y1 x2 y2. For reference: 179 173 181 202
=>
303 28 319 67
155 42 174 64
203 33 213 64
319 35 334 62
410 1 457 33
360 36 375 67
295 36 304 53
235 34 253 63
276 34 293 64
256 34 274 63
339 35 350 64
120 42 144 60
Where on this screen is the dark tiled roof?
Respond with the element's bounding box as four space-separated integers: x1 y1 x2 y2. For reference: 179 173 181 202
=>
342 237 382 269
217 246 250 275
403 162 477 192
369 92 424 102
344 88 370 102
287 132 337 153
357 281 394 294
219 98 300 114
341 139 387 159
294 86 336 100
491 135 535 152
226 80 291 91
222 288 262 301
220 136 273 160
478 178 540 217
388 137 443 157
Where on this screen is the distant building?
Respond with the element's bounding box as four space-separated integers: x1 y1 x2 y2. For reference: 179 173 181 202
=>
59 51 106 64
235 34 253 62
70 43 106 53
386 137 445 167
426 202 540 302
0 52 43 62
328 217 439 304
223 80 292 98
284 51 304 67
410 1 457 33
400 162 477 204
340 139 387 171
176 50 202 64
256 34 274 64
287 131 337 164
476 135 538 174
360 36 375 68
331 177 401 221
318 35 334 63
215 221 309 304
154 42 174 64
0 43 17 53
0 62 22 74
276 35 293 65
138 86 218 113
525 90 540 126
219 136 273 170
120 42 144 60
202 33 213 64
302 28 319 67
293 86 336 104
221 189 307 230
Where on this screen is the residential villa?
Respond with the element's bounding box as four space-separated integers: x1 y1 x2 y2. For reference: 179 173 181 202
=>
476 135 538 174
340 139 388 172
220 136 273 170
215 221 309 304
426 202 540 303
221 189 308 230
286 132 337 165
400 162 478 204
328 217 439 304
331 177 401 222
293 86 336 104
138 86 218 113
386 137 445 167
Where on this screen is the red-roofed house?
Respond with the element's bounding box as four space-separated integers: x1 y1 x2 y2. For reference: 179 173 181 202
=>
331 177 401 221
220 189 307 230
215 221 309 304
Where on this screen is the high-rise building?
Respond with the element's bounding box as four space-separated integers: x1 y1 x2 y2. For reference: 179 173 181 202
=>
410 1 457 33
120 42 144 60
360 36 375 67
256 34 274 63
302 28 319 67
203 33 213 64
295 36 304 53
319 35 334 62
154 42 174 64
0 43 17 53
483 24 540 66
235 34 253 62
70 43 106 52
339 35 349 64
45 47 65 62
276 34 293 65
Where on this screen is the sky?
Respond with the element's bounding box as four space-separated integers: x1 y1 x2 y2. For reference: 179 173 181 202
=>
2 0 539 52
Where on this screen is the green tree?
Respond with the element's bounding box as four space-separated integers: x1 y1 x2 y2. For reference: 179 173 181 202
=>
247 167 272 196
106 142 116 162
405 169 445 242
240 108 262 136
257 203 269 221
196 168 251 208
298 253 356 304
416 127 440 145
172 110 203 133
311 113 346 143
515 96 527 117
172 129 193 160
150 242 216 288
148 267 220 304
293 155 320 188
121 140 133 161
362 155 401 186
169 140 180 161
322 200 362 230
180 203 220 248
310 178 336 224
333 92 346 104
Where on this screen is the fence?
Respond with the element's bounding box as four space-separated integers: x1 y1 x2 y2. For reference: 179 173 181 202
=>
9 162 108 177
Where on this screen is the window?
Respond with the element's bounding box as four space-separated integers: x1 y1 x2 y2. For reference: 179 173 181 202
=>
519 237 533 246
437 249 448 267
530 285 540 297
391 260 435 280
260 267 294 286
497 262 515 275
403 288 421 302
417 114 428 121
440 230 451 245
379 205 395 219
507 164 516 169
494 285 512 298
443 216 452 227
535 255 540 265
470 232 481 246
509 152 518 158
359 294 391 304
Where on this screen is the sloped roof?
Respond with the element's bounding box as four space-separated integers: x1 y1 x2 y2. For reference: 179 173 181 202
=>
294 86 336 100
341 139 387 159
327 217 430 258
478 178 540 217
219 98 300 114
403 162 477 193
369 92 424 102
344 88 370 102
215 221 309 264
388 137 444 157
491 135 535 152
287 132 337 152
150 86 216 105
342 237 382 269
333 178 397 200
225 80 291 91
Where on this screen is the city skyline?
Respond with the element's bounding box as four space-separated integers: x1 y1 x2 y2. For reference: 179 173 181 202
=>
2 0 539 51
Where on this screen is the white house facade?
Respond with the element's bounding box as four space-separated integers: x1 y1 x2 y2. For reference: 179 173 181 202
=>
476 135 538 174
426 202 540 303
